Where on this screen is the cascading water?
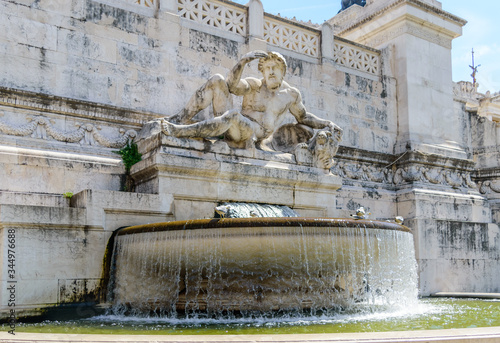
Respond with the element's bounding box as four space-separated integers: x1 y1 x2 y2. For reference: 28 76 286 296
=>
108 215 418 319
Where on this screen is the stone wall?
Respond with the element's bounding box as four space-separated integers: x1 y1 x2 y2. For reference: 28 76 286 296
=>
0 0 395 153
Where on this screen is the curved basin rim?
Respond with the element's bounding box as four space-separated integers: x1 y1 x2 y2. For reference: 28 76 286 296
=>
116 217 411 236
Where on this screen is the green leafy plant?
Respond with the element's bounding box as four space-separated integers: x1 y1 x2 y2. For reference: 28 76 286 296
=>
114 141 142 173
114 141 142 192
63 192 73 199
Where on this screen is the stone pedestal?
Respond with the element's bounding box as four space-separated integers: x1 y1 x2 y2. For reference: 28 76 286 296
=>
132 134 343 220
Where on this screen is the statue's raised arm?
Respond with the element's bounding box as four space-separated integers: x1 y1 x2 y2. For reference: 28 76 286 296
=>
227 51 268 96
289 88 343 142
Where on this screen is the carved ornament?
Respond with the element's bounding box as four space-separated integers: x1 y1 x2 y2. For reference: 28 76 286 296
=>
0 114 137 148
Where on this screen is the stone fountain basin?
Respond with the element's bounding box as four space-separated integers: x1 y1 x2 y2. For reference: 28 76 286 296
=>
111 218 414 313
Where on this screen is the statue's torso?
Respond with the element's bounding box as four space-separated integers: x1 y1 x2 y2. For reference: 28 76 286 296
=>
241 83 295 139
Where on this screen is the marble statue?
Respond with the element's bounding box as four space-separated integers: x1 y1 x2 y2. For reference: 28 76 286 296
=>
160 51 342 169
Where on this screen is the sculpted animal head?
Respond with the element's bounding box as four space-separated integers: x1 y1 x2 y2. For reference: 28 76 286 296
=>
309 129 339 170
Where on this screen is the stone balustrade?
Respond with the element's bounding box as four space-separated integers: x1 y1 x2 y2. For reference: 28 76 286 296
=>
177 0 247 36
95 0 381 77
333 37 380 76
263 14 320 58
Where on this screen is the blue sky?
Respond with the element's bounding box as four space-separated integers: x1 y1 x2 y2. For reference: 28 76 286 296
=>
233 1 499 94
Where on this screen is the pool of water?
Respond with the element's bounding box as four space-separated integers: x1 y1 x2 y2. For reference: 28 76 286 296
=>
5 298 500 335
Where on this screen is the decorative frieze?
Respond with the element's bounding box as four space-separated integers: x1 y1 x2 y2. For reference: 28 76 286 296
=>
335 161 393 184
178 0 247 36
478 181 500 195
264 15 320 58
0 114 137 148
334 158 476 190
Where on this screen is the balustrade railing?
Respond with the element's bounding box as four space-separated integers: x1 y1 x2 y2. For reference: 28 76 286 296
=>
177 0 247 36
333 38 380 76
263 15 320 58
92 0 381 77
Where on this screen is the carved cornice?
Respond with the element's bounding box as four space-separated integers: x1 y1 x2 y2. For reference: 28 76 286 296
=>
0 87 162 127
356 15 454 49
333 0 467 37
474 167 500 180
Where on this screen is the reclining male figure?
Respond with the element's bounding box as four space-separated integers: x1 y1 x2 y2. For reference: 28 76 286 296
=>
163 50 342 150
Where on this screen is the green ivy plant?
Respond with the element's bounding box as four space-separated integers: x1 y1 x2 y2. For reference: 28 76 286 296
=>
63 192 73 199
114 141 142 173
114 141 142 191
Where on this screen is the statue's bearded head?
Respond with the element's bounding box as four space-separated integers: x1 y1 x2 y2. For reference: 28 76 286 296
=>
258 52 287 90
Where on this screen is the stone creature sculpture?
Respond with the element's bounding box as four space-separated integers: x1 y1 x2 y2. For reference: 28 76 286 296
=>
339 0 366 12
214 204 231 218
395 216 404 225
308 129 340 170
214 204 258 218
159 50 343 153
351 207 370 219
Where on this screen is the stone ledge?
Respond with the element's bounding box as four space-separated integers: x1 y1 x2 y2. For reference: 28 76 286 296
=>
0 86 162 127
2 327 500 343
431 292 500 299
136 132 338 177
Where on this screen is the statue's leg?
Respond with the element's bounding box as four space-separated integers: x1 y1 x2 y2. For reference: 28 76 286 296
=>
169 74 233 124
163 109 241 138
224 114 255 144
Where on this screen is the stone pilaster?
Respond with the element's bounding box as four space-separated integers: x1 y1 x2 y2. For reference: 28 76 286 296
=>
330 0 467 159
321 23 335 64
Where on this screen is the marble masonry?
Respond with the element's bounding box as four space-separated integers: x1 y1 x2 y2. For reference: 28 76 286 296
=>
0 0 499 319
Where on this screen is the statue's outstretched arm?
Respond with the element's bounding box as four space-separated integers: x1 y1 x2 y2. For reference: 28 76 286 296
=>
227 51 268 96
290 89 343 141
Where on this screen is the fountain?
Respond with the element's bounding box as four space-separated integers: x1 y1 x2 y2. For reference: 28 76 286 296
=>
99 44 419 319
2 1 500 341
108 214 418 317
